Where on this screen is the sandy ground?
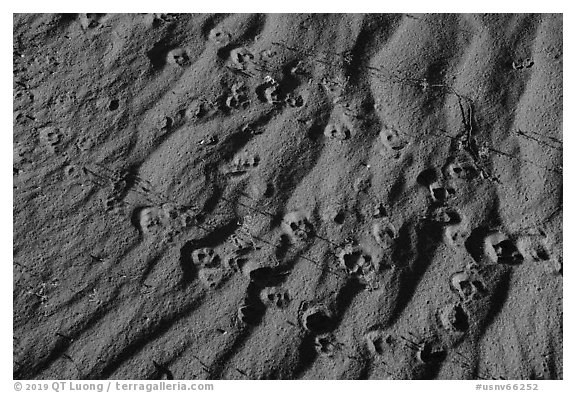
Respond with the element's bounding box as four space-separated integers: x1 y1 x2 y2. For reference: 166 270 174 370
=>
13 13 562 380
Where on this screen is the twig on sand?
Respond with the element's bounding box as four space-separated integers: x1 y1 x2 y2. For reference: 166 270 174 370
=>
517 129 562 152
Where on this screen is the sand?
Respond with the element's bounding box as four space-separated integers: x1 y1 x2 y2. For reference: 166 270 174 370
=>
13 13 563 380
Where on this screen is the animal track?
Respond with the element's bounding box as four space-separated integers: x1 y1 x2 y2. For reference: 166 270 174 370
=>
283 211 314 242
166 48 191 67
512 58 534 70
364 328 393 357
39 126 63 150
427 206 461 226
314 334 338 357
338 243 373 275
516 234 559 273
323 121 351 140
372 219 397 248
198 266 225 289
379 125 408 158
191 247 221 268
284 92 305 108
444 153 479 180
256 76 281 105
260 287 290 308
135 206 165 235
439 303 469 333
299 303 334 334
428 181 456 203
229 47 255 71
79 13 104 30
224 152 260 177
224 82 250 110
482 232 523 265
449 268 487 302
444 223 469 247
416 340 446 364
224 251 248 273
208 28 232 47
237 303 263 326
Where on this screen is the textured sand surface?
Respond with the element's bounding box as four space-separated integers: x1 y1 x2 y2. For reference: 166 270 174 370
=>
13 13 562 380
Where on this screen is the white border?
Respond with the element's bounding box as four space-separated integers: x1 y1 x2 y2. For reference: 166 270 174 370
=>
4 3 571 391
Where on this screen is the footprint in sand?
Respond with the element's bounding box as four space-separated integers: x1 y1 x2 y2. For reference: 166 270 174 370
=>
166 48 191 67
364 328 392 357
427 205 462 226
237 303 264 326
372 219 397 249
314 334 338 357
444 222 470 248
516 234 561 273
439 303 469 333
301 304 335 334
135 206 166 236
449 268 487 302
483 231 524 265
191 247 221 268
260 287 290 308
444 152 479 181
282 211 314 242
228 47 255 71
338 243 373 275
224 81 250 110
379 125 408 159
428 180 456 203
208 27 232 47
324 121 351 141
324 107 354 141
39 126 64 152
256 76 281 105
198 266 225 289
416 340 446 365
223 152 261 178
223 251 249 273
